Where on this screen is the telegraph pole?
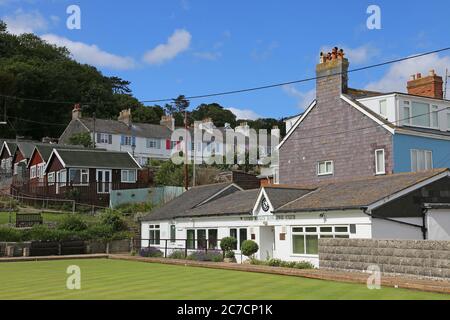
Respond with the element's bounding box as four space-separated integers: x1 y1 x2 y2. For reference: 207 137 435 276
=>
445 68 449 99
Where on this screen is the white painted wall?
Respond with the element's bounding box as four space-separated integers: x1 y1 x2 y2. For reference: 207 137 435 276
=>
141 209 372 267
357 95 397 124
371 217 423 240
427 209 450 240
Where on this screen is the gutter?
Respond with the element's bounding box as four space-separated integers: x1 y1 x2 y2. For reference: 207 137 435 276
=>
363 207 427 240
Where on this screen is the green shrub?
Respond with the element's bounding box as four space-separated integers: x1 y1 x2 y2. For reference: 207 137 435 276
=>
81 224 114 241
100 210 128 232
249 258 315 270
58 215 88 232
27 225 78 242
240 240 259 257
225 250 235 259
220 237 237 252
168 250 186 259
267 258 283 267
293 261 315 269
0 227 23 242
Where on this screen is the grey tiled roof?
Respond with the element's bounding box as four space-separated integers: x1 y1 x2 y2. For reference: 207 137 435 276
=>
54 149 140 170
79 118 173 139
141 182 238 221
264 187 313 210
34 144 86 162
16 141 39 159
275 169 449 213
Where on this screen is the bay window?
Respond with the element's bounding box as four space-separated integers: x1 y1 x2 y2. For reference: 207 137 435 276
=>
292 226 350 255
69 168 89 186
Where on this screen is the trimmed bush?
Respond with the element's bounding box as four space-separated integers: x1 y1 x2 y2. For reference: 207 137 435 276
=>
249 258 315 270
187 250 223 262
241 240 259 257
81 224 114 241
220 237 237 252
139 247 163 258
225 250 235 259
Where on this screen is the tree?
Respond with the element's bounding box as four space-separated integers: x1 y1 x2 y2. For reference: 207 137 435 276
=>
154 161 192 187
191 103 237 127
240 240 259 258
68 132 92 148
173 95 190 113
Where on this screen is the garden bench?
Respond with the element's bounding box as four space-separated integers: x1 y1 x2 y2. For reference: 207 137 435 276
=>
15 213 43 228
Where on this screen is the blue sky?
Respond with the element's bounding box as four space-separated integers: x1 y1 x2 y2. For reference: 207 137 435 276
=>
1 0 450 119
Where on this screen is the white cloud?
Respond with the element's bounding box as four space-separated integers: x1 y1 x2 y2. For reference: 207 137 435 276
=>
251 41 279 61
3 9 48 35
365 53 450 93
143 29 191 65
41 34 136 70
227 107 262 120
282 85 315 111
320 44 379 65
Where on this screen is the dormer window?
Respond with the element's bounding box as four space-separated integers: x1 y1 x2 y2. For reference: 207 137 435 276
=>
400 100 440 129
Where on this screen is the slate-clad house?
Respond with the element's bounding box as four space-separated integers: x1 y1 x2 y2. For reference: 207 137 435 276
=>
43 149 143 206
141 169 450 266
278 48 450 185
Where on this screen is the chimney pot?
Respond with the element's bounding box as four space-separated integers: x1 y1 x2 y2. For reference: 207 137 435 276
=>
416 73 422 79
72 104 82 120
407 70 443 99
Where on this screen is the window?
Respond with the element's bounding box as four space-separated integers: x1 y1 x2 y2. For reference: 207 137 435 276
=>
30 165 36 179
69 168 89 185
411 149 433 172
239 229 248 250
317 160 333 176
48 172 55 186
197 229 207 249
170 141 178 149
121 135 133 146
447 108 450 131
37 164 44 179
121 170 136 183
431 105 439 128
230 229 238 250
60 170 67 187
400 101 411 125
375 149 386 175
292 226 350 255
208 229 218 249
187 230 195 249
170 225 176 243
147 139 161 149
230 228 247 250
411 102 430 127
149 225 160 245
97 133 112 144
379 100 387 117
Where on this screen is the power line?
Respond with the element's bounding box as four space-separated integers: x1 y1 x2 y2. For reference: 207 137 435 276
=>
141 47 450 103
0 47 449 106
6 116 68 127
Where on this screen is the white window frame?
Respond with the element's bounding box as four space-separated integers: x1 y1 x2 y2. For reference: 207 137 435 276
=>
291 226 350 257
146 138 161 149
97 133 112 144
68 168 90 186
47 172 55 186
121 169 137 183
375 149 386 175
149 225 160 245
60 169 67 187
411 149 433 172
401 100 440 129
30 165 36 179
447 107 450 131
122 136 132 146
317 160 334 176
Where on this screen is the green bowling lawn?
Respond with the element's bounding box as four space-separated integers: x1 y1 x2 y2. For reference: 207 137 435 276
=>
0 259 447 300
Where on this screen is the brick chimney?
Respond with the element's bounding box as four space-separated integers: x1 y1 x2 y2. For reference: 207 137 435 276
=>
316 47 349 103
118 109 132 126
407 70 443 99
160 115 175 131
72 104 82 120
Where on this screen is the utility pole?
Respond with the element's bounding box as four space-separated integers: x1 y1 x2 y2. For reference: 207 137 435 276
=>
445 68 449 100
184 110 189 191
93 112 96 149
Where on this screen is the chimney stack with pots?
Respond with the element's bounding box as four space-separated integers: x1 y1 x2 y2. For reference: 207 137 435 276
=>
118 109 132 126
72 104 82 120
316 47 349 104
160 115 175 131
407 69 443 99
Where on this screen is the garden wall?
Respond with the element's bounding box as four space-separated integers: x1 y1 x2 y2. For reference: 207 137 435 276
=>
319 239 450 279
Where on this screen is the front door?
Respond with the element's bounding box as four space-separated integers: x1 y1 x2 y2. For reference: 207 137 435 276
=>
96 169 112 194
259 226 275 260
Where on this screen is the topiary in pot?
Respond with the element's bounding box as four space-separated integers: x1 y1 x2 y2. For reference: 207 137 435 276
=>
220 237 237 263
240 240 259 259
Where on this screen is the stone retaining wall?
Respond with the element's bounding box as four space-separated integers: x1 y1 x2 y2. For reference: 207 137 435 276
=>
319 239 450 279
